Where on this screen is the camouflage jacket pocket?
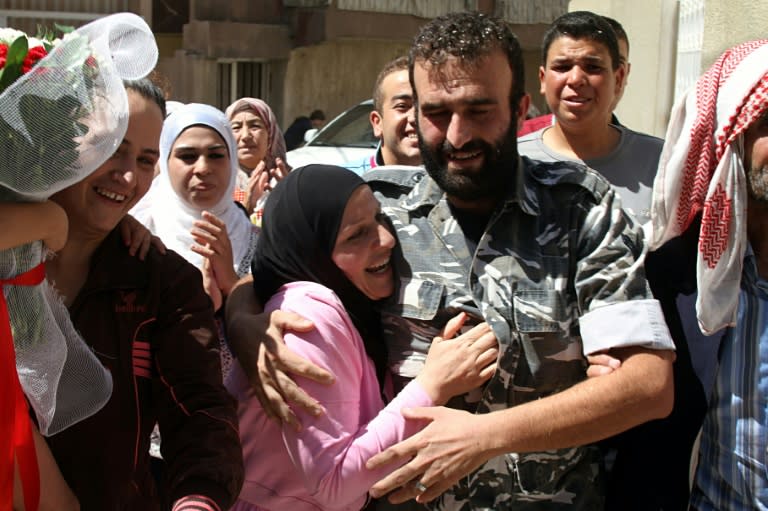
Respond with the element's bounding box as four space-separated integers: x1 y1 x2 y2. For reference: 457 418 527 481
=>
512 288 566 333
396 277 444 321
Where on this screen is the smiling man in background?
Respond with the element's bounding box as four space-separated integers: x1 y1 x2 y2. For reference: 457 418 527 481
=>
343 56 422 174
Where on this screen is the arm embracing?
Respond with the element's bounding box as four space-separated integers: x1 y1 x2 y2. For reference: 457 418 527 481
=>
224 274 331 427
281 288 499 508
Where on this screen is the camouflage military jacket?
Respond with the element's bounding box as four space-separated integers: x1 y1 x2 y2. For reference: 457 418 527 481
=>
365 158 673 510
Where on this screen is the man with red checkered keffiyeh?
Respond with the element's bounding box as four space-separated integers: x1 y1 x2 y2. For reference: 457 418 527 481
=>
650 39 768 509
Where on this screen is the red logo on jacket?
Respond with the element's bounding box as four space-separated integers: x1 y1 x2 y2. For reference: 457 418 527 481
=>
115 291 146 313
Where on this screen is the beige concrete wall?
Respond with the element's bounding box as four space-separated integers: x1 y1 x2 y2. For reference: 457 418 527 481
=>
183 20 291 60
568 0 678 137
282 39 410 127
155 33 182 61
701 1 768 70
523 48 547 115
157 50 219 106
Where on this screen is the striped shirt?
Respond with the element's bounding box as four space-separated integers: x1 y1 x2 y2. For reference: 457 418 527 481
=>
691 251 768 510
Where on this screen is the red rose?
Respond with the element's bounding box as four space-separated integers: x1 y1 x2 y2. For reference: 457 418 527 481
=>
0 44 8 69
21 45 47 74
85 55 96 68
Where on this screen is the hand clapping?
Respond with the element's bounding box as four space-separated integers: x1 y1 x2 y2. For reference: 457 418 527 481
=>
190 211 239 298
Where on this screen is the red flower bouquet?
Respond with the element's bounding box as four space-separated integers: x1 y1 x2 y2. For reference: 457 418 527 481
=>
0 27 52 92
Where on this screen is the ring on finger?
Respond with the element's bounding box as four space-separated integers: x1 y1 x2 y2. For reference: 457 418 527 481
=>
414 481 428 494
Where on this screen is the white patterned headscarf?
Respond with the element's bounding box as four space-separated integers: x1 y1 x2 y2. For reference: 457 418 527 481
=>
650 40 768 335
225 97 286 170
136 103 254 273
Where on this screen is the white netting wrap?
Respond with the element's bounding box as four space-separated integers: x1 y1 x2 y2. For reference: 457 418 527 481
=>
0 13 158 435
0 13 158 199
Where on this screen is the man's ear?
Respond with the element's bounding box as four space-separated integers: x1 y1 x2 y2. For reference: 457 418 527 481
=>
614 64 627 97
538 66 546 96
623 62 632 88
370 110 383 138
516 93 531 131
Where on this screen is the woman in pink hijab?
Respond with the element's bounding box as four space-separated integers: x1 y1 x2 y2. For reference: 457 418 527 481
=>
226 98 289 226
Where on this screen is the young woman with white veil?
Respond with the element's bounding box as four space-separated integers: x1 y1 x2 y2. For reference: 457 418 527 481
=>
136 103 257 313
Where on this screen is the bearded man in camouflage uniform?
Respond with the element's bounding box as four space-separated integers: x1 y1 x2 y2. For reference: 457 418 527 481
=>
226 11 676 511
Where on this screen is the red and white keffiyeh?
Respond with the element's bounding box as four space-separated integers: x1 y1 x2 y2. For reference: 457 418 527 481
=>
650 39 768 335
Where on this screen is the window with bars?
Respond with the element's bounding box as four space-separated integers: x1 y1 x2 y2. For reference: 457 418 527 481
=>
674 0 704 103
217 61 265 110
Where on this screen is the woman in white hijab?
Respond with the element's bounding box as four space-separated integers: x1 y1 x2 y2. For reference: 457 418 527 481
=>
136 103 257 311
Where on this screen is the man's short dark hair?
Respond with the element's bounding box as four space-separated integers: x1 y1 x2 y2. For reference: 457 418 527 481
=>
602 15 629 61
408 11 525 105
541 11 621 70
372 56 409 112
124 77 167 118
309 109 325 121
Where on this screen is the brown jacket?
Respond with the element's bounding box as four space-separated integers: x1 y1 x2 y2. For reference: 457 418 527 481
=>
47 229 244 511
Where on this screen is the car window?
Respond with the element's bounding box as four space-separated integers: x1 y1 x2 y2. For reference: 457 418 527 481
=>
309 103 377 148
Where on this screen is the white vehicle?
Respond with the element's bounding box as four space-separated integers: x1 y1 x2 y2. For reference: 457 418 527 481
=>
286 100 377 168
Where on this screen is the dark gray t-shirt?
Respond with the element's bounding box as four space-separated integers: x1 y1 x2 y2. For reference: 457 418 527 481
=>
517 125 663 225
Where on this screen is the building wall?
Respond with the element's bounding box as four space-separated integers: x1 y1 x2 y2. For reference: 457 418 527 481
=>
701 1 768 69
335 0 479 18
157 50 218 104
522 47 546 116
0 0 141 33
155 33 182 62
283 38 410 126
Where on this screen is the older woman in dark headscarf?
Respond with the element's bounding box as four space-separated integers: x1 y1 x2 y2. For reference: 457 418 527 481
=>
225 98 288 225
226 164 497 511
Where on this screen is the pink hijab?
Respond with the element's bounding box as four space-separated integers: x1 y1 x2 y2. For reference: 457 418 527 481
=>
225 97 287 169
650 40 768 334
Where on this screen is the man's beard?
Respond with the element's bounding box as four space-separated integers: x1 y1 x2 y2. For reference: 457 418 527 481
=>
746 163 768 204
419 122 519 202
